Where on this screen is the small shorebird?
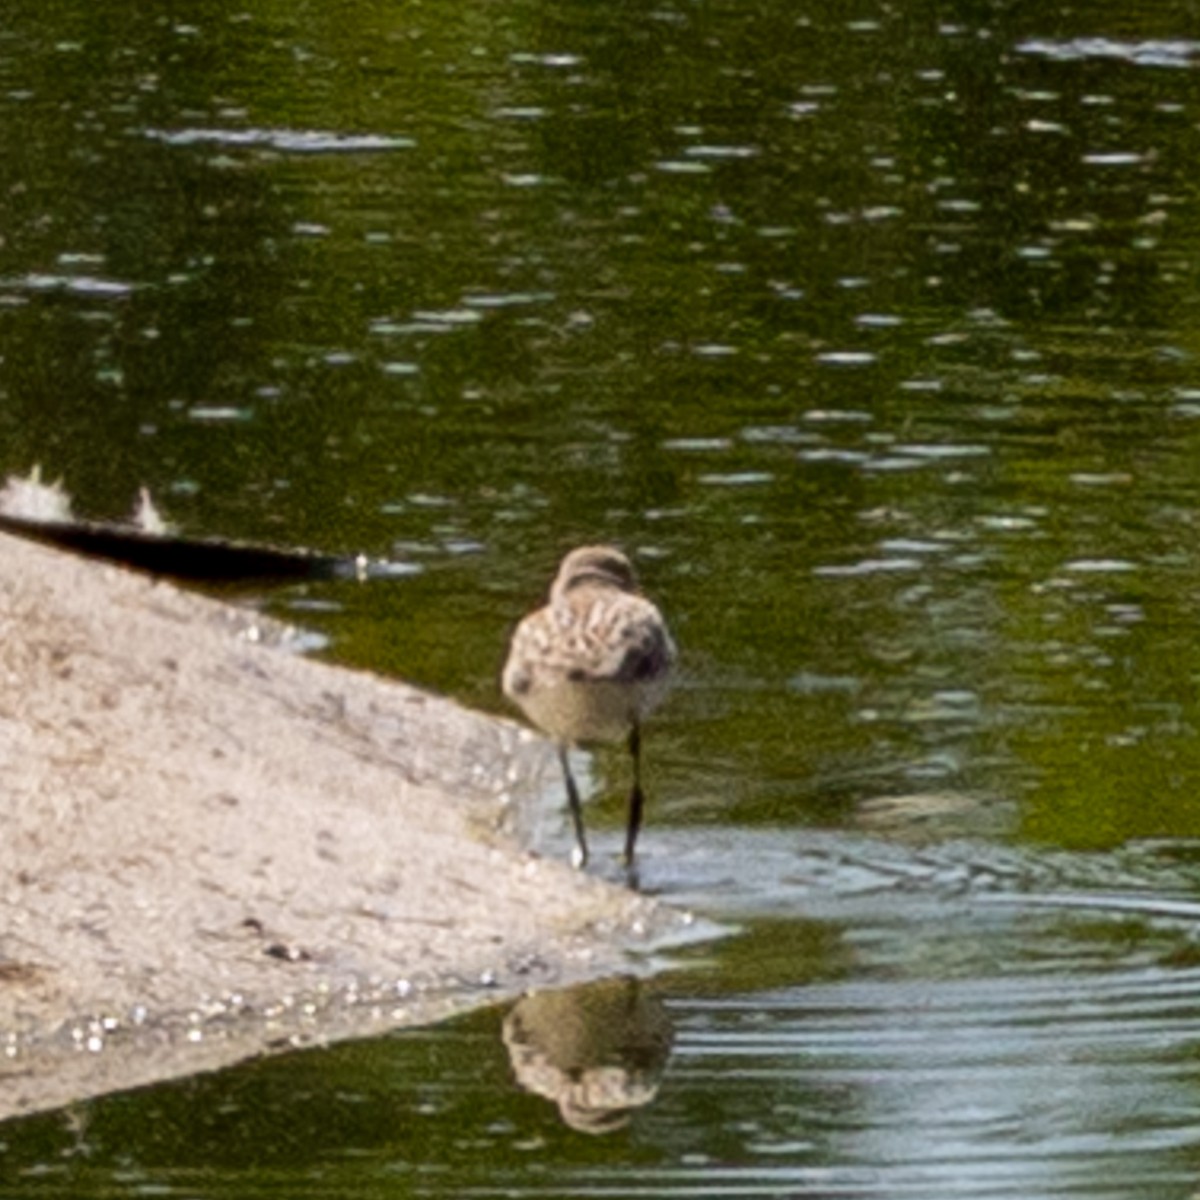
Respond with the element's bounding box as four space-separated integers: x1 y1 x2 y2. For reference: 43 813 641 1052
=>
502 545 676 869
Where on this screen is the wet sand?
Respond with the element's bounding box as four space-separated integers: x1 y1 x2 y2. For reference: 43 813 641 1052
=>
0 532 693 1122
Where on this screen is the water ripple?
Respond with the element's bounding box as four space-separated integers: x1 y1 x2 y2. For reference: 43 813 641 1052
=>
1016 38 1200 68
146 127 414 152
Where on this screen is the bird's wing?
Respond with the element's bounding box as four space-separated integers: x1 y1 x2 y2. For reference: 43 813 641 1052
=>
560 592 674 683
504 591 675 690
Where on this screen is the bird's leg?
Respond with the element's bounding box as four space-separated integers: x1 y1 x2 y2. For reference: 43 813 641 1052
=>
559 745 589 869
623 722 644 868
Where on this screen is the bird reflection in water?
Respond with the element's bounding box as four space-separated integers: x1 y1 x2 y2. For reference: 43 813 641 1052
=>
502 976 674 1134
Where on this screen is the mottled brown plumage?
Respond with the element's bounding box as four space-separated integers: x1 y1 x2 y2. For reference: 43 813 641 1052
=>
503 546 675 869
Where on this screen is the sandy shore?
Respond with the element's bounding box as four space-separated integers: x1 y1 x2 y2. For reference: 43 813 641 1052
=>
0 532 695 1123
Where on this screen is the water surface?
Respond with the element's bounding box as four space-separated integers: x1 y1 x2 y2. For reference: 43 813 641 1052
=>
3 0 1200 1196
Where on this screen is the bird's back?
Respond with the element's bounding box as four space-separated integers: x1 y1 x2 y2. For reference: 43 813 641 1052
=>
503 582 674 743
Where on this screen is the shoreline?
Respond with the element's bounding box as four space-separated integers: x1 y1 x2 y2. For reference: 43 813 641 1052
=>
0 532 697 1123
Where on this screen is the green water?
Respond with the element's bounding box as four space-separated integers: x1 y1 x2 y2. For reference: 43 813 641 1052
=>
5 0 1200 1195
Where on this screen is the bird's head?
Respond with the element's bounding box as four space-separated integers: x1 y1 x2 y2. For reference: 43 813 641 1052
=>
552 544 638 597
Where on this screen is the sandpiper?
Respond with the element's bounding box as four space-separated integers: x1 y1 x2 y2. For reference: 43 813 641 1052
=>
502 545 676 869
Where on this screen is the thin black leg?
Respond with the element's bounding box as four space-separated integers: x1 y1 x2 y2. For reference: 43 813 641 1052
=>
623 722 644 867
559 745 589 869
